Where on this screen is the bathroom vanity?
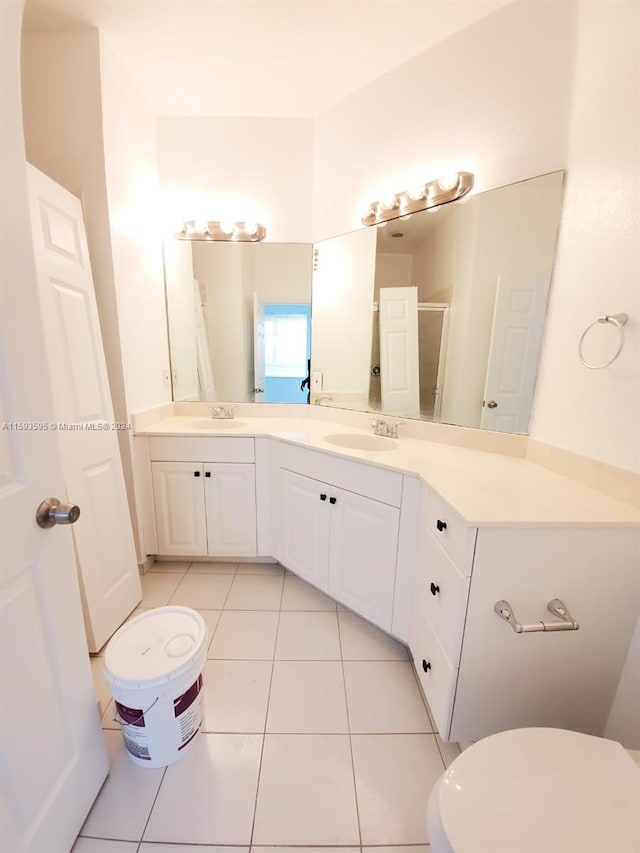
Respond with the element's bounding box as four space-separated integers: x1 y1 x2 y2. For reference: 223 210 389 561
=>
134 407 640 744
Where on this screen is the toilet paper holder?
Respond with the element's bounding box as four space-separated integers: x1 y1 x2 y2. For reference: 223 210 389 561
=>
494 598 580 633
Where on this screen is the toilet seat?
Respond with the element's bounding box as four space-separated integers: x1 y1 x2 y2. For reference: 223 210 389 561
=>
435 728 640 853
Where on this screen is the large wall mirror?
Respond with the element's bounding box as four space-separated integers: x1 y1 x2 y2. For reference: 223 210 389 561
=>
164 170 565 434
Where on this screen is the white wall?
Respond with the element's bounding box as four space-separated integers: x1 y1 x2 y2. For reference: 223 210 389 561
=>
312 0 639 476
246 243 313 304
528 1 640 474
163 238 199 401
21 30 172 560
21 31 127 434
312 0 574 241
157 117 314 243
374 253 413 296
99 36 171 414
193 243 251 401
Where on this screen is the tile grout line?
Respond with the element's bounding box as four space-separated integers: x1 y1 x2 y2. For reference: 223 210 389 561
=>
248 566 286 846
336 609 364 850
136 765 168 849
202 563 240 654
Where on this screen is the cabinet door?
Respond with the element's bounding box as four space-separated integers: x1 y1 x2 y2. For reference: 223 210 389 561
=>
204 464 257 557
151 461 207 556
450 527 640 744
279 469 330 590
328 486 400 632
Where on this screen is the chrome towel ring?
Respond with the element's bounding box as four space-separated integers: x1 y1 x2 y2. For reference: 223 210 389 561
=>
578 313 628 369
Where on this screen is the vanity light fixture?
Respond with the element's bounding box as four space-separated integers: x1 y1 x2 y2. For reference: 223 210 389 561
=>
362 171 474 226
176 220 266 242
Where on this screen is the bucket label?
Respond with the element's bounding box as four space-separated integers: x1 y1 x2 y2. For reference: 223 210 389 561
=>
175 674 203 748
174 674 202 718
115 701 145 727
116 672 204 765
122 734 151 760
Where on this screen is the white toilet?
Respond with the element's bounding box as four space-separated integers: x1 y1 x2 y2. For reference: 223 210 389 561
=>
427 728 640 852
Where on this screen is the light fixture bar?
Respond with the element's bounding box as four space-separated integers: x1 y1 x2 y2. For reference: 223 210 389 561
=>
362 172 474 227
176 221 267 242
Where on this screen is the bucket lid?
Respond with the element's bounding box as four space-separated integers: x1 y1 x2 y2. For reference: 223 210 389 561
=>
104 606 207 690
438 728 640 852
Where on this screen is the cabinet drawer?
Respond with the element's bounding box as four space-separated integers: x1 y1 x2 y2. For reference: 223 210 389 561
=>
409 602 458 738
414 531 470 664
425 488 477 574
277 442 402 507
149 436 254 463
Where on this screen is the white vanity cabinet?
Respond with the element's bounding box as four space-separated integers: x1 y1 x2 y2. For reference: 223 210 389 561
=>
409 488 640 744
276 444 402 632
148 436 257 558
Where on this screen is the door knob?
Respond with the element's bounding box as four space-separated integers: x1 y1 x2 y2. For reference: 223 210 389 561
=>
485 400 498 408
36 497 81 529
251 386 264 393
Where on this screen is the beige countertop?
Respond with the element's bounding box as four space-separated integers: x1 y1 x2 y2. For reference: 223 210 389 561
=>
134 412 640 528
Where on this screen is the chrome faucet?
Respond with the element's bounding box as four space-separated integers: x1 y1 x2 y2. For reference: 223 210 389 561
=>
371 419 389 436
211 405 234 419
371 419 404 438
388 421 405 438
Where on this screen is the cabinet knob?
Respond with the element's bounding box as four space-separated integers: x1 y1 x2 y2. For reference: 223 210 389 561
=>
430 582 440 596
205 471 211 478
320 493 327 501
194 471 200 477
436 519 447 532
422 659 431 672
329 496 337 505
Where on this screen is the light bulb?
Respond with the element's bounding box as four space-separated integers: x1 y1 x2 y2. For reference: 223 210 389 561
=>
407 185 426 201
220 220 236 235
244 222 258 235
380 195 399 211
437 174 460 192
193 219 208 234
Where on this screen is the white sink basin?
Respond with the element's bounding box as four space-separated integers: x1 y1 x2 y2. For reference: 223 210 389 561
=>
186 419 248 430
323 432 398 452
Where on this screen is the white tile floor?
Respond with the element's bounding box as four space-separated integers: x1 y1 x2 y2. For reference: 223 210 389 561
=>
81 562 460 852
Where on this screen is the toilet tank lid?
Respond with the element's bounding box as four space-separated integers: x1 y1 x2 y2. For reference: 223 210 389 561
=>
439 728 640 853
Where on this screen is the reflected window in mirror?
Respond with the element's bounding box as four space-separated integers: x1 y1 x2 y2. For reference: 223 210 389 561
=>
163 240 313 404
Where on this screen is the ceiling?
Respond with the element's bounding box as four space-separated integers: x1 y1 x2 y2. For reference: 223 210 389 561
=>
22 0 512 118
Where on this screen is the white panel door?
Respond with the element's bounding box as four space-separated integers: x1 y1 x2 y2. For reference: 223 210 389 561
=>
278 469 330 590
0 26 108 839
480 275 549 432
379 286 420 418
152 461 207 556
205 463 257 557
327 486 400 632
253 292 265 400
27 165 142 652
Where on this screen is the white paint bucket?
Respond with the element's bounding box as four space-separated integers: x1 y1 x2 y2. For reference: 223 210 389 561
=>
104 606 207 768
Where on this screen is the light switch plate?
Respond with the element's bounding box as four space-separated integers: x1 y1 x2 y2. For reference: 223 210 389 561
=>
311 370 323 391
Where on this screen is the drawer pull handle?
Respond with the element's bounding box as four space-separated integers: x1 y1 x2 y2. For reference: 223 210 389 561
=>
436 519 447 532
329 496 337 505
494 599 580 633
320 493 327 501
194 471 200 477
422 659 431 672
430 582 440 596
